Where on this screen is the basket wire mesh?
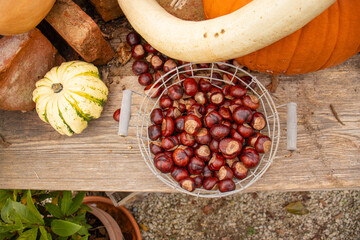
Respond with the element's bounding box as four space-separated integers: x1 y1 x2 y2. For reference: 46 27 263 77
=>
136 62 280 198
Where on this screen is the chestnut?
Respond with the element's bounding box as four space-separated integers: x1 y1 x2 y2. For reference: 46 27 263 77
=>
171 167 189 182
237 123 255 138
239 76 256 89
184 115 202 135
138 73 153 86
132 44 145 59
183 99 196 110
218 107 232 121
208 153 225 171
179 177 196 192
232 106 253 124
219 138 242 159
144 83 162 98
251 112 267 131
209 139 220 153
144 43 157 54
198 63 210 68
188 157 205 175
163 59 177 72
154 70 169 83
165 107 182 119
222 85 233 99
222 99 232 107
230 85 247 98
203 177 219 190
240 147 260 168
205 104 218 113
222 120 232 128
194 145 211 162
183 78 199 96
209 92 225 106
210 72 223 87
178 145 194 158
204 111 222 128
113 108 121 122
248 133 262 147
161 117 174 137
174 116 185 132
154 152 174 173
150 108 163 125
203 165 214 178
195 128 211 145
173 148 190 167
161 136 179 151
150 141 164 155
231 98 243 105
148 125 161 140
126 31 141 46
209 124 230 141
190 175 204 188
184 64 198 75
173 101 186 112
217 60 230 70
132 60 148 75
232 161 249 179
230 129 244 143
180 132 195 146
229 104 241 113
255 135 272 153
199 78 212 92
194 92 208 105
150 55 164 70
243 95 260 110
218 179 236 192
168 85 184 100
159 95 173 109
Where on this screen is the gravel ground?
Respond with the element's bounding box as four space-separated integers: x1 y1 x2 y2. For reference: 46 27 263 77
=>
123 190 359 240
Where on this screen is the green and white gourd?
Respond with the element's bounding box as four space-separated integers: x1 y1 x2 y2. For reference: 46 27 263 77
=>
33 61 108 136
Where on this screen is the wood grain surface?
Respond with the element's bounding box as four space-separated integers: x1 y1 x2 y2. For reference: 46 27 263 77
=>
0 53 359 193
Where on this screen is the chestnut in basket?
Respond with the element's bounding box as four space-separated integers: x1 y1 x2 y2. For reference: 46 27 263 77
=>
230 85 247 98
138 73 153 87
154 152 174 173
191 175 204 188
179 177 196 192
174 116 185 132
163 59 177 73
161 117 174 137
184 115 202 135
188 157 205 175
180 132 195 146
171 167 189 182
218 107 232 122
195 128 212 145
255 135 272 154
160 95 173 109
199 78 212 92
168 85 184 100
204 111 222 128
230 129 244 143
209 124 230 141
203 165 213 178
183 78 199 96
148 125 161 141
194 145 212 162
251 112 267 131
232 161 248 179
161 136 179 151
165 107 182 119
248 133 262 147
243 95 260 110
144 83 162 98
151 108 164 125
232 106 253 124
208 153 225 171
209 139 219 153
203 177 219 190
209 92 225 106
240 147 260 168
173 148 190 167
219 138 242 159
237 123 255 138
194 92 207 105
218 179 236 192
178 145 194 158
150 142 164 155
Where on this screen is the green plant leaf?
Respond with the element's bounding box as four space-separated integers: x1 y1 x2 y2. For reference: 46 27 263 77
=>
285 201 310 215
61 192 72 216
67 192 85 216
26 190 44 225
1 199 13 223
7 200 41 224
0 190 13 210
17 227 38 240
51 219 82 237
45 203 64 218
39 226 48 240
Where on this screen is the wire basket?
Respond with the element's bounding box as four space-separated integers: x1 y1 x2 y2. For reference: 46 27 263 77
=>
136 62 280 198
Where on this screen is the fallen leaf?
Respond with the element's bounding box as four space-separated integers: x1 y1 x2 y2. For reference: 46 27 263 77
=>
285 201 309 215
266 75 280 93
139 223 148 232
319 199 326 207
116 42 132 65
202 203 215 215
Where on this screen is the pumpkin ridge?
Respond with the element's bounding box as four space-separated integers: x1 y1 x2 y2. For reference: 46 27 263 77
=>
65 96 92 122
284 28 304 73
69 90 106 107
58 106 74 135
73 71 100 79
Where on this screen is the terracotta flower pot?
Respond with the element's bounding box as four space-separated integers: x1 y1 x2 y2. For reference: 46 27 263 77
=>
83 196 142 240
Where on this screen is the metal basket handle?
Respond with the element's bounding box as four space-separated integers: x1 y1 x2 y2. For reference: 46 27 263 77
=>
286 102 297 151
118 89 133 137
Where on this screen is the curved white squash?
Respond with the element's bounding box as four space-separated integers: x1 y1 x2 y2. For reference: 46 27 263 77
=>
118 0 335 63
33 61 108 136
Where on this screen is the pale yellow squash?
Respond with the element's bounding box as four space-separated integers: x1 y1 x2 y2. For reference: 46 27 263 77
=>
33 61 108 136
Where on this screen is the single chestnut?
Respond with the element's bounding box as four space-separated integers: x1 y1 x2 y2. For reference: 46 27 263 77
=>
230 85 247 98
217 60 231 70
195 128 211 145
126 32 141 46
179 177 196 192
113 108 121 122
159 95 173 109
203 165 214 178
180 132 195 146
203 177 219 190
165 107 182 119
187 103 205 116
173 148 190 167
132 44 145 59
218 179 236 192
209 124 230 141
190 175 204 188
171 167 189 182
204 111 222 128
150 141 164 155
208 153 225 171
138 73 153 86
132 60 148 75
150 55 164 70
218 107 232 121
148 125 161 140
210 72 223 87
144 83 162 98
184 64 198 75
144 43 157 53
150 108 163 125
154 70 169 83
255 135 272 154
251 112 267 131
163 59 177 73
161 136 179 151
194 92 208 105
199 78 212 92
184 115 202 135
229 104 241 113
174 116 185 132
209 92 225 106
209 139 220 153
237 123 255 138
168 85 184 100
194 145 211 162
183 78 199 96
240 147 260 168
206 104 218 113
232 106 253 124
161 117 174 137
188 157 205 175
239 76 256 89
173 101 186 112
243 95 260 110
154 152 174 173
230 129 244 143
232 161 249 179
178 145 194 158
219 138 242 159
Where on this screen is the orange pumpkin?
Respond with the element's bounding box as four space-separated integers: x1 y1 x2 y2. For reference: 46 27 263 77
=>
203 0 360 75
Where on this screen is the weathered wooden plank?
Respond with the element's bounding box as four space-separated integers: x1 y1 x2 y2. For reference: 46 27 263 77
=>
0 54 359 193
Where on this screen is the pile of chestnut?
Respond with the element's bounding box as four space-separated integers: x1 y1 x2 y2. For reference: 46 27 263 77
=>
126 31 272 193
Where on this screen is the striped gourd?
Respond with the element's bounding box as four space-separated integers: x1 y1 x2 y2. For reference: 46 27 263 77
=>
32 61 108 136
